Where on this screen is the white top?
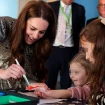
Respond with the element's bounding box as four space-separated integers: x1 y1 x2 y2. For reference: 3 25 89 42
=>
53 0 74 47
99 16 105 19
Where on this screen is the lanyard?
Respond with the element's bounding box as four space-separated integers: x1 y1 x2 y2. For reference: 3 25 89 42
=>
60 3 72 26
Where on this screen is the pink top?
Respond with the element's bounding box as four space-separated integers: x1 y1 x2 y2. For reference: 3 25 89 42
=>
68 83 90 100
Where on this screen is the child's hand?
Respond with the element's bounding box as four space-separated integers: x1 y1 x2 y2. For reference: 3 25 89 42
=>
34 91 47 98
34 86 49 98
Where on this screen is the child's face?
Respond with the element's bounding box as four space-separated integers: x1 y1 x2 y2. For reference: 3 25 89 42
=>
70 63 88 86
81 37 94 64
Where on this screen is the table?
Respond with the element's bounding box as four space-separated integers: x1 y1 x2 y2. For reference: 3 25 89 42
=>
0 89 87 105
39 98 87 105
0 89 39 105
19 92 88 105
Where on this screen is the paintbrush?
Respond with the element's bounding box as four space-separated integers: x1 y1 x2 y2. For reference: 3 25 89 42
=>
15 59 30 86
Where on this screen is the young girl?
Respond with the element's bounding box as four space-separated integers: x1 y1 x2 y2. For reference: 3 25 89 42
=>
30 52 93 100
80 19 105 105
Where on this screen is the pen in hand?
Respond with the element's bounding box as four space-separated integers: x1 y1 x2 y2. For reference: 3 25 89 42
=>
15 59 30 86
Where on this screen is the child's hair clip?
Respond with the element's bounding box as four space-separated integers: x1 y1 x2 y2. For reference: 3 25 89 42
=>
101 19 105 25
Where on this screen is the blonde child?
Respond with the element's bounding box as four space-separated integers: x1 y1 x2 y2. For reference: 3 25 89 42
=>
31 52 93 100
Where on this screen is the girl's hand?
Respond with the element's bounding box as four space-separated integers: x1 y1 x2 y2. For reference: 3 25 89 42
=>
34 91 47 98
33 86 50 98
0 64 26 80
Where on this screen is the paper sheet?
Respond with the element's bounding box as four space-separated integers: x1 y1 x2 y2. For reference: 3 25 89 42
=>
38 98 67 105
18 92 37 97
19 92 66 105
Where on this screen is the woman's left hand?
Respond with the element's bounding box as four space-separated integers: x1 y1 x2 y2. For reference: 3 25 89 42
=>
26 82 49 90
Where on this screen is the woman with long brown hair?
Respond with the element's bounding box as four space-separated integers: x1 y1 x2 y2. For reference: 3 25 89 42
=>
0 0 56 89
80 19 105 104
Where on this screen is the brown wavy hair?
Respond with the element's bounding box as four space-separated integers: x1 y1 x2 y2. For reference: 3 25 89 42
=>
9 0 56 82
80 19 105 104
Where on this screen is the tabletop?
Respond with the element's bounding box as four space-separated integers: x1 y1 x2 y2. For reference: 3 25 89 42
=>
39 98 88 105
19 92 88 105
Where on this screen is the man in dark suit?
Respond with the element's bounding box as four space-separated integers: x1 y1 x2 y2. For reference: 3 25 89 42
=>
87 0 105 24
46 0 85 89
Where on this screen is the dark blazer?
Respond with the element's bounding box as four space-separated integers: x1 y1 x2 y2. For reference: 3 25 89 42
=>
49 1 85 54
86 17 98 25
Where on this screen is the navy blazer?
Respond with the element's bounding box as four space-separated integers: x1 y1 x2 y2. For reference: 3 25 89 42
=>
86 17 98 25
49 1 85 54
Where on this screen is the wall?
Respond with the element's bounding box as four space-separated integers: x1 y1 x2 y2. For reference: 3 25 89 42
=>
18 0 31 14
0 0 18 18
0 0 99 21
75 0 99 21
47 0 99 21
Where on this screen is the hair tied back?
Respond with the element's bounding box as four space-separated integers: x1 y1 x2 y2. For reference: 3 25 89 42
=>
101 19 105 25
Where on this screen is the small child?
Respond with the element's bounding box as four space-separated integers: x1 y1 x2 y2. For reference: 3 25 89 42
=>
31 52 93 100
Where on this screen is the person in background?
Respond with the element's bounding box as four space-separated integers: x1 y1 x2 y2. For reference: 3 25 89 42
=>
87 0 105 24
0 0 56 89
46 0 85 89
31 52 93 100
80 19 105 104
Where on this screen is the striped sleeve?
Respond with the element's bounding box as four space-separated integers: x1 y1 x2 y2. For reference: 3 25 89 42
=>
67 84 90 100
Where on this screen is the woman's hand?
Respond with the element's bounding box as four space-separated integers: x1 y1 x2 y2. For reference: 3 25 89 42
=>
26 83 49 90
29 83 48 88
0 64 26 80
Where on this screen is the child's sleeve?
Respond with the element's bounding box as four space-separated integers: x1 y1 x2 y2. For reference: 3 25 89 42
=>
67 84 90 100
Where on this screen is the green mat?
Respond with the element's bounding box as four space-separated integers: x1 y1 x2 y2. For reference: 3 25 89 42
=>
0 95 30 104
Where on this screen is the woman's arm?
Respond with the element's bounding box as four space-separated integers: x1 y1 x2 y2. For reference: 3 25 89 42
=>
0 16 16 41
